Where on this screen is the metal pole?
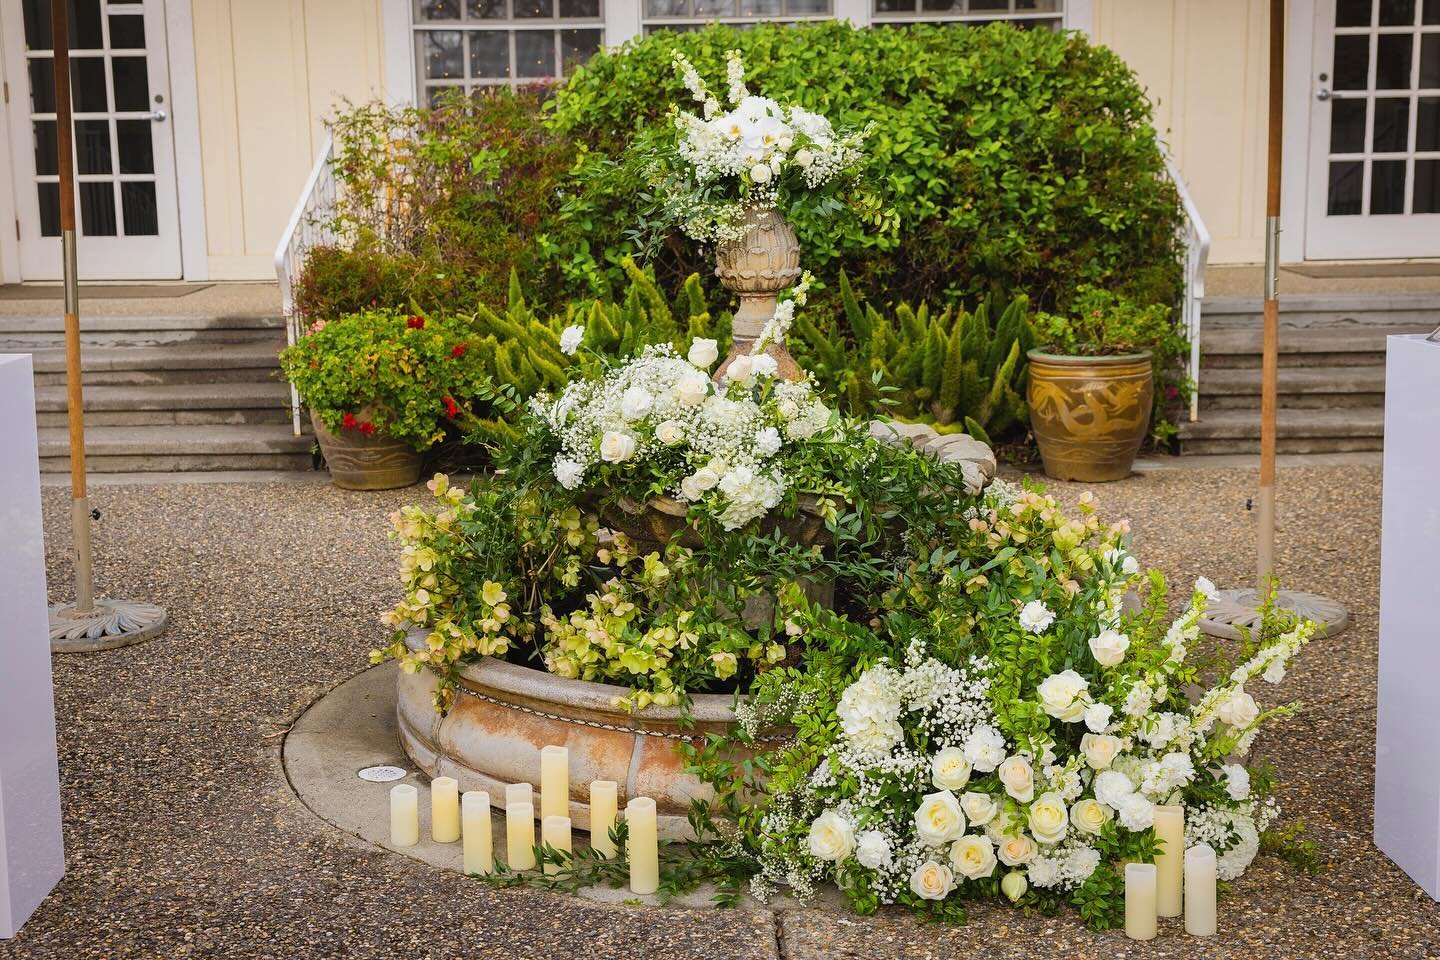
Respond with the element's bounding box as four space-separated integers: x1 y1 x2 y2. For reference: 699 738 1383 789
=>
51 0 95 614
1257 0 1284 590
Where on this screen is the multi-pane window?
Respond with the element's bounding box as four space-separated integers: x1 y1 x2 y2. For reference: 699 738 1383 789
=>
642 0 832 35
414 0 603 100
871 0 1063 27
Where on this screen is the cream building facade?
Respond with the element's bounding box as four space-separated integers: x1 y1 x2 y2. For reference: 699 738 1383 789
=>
0 0 1436 283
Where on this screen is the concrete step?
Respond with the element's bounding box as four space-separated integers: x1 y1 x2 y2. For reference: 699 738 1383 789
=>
32 382 294 427
1198 325 1431 368
27 343 282 386
1177 407 1384 455
36 424 315 473
0 314 286 349
1201 293 1440 330
1198 364 1385 410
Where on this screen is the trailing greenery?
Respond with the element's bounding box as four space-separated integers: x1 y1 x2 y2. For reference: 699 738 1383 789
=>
791 274 1036 443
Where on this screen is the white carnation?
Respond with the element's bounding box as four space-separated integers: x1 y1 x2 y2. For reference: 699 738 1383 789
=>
559 324 584 355
1018 600 1055 634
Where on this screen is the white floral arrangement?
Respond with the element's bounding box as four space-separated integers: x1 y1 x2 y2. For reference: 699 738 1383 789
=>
532 332 836 530
647 49 871 244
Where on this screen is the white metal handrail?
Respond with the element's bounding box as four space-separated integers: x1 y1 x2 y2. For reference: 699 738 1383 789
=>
1160 145 1211 423
274 135 338 436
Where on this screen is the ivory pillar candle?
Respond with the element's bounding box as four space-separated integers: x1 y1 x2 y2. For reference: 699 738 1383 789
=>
389 783 419 847
626 797 660 895
1124 862 1158 941
1184 843 1218 936
540 745 570 821
589 781 619 859
462 791 494 876
541 816 572 875
505 782 533 809
1153 804 1184 917
506 801 536 870
430 776 460 843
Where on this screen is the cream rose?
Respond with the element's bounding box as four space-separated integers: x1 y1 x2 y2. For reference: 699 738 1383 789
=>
949 834 997 880
1080 733 1122 771
914 790 967 846
674 371 709 406
726 355 755 386
1001 870 1028 902
909 860 954 901
959 792 999 827
1026 792 1069 845
655 419 686 446
931 747 972 791
749 162 773 184
1037 669 1091 722
997 833 1038 867
599 431 636 463
679 466 720 501
807 810 855 862
1069 798 1112 836
687 337 719 368
1088 629 1130 667
997 755 1035 803
1218 687 1260 728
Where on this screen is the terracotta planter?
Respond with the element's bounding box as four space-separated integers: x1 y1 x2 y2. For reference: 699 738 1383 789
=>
309 411 422 490
396 631 782 839
1026 350 1153 482
713 207 804 382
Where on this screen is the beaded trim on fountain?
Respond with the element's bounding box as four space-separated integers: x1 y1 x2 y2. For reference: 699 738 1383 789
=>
455 685 791 743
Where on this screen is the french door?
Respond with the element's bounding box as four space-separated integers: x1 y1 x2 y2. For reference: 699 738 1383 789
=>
1306 0 1440 259
3 0 182 279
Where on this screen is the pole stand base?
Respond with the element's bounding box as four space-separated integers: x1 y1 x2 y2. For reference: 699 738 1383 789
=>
1199 589 1349 641
49 599 168 653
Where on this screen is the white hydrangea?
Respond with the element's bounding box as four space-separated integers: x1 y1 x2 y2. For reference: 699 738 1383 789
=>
836 664 905 759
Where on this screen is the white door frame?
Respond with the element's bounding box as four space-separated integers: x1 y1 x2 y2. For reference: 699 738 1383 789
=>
1280 0 1316 264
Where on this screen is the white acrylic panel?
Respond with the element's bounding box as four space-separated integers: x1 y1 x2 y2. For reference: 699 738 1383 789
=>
0 354 64 937
1374 334 1440 901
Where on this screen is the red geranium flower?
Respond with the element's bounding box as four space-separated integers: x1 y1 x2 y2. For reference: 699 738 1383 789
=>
341 412 357 430
452 342 467 358
406 315 425 330
358 420 375 436
442 395 459 418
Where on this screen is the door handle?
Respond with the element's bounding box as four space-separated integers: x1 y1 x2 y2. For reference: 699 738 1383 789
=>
1316 88 1344 101
145 108 167 122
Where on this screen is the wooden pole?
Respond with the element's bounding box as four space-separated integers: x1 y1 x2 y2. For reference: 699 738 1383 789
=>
52 0 95 613
1257 0 1284 590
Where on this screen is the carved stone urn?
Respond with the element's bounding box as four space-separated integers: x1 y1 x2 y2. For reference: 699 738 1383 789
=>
713 206 804 381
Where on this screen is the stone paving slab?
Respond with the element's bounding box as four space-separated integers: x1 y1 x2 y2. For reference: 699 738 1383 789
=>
3 464 1436 959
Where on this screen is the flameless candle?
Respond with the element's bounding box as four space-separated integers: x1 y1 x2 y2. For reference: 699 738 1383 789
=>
1184 843 1218 936
507 801 536 870
389 783 419 847
590 780 619 859
541 815 572 875
626 796 660 895
462 791 494 875
505 782 533 809
431 776 460 843
540 745 570 821
1124 862 1158 941
1153 804 1184 917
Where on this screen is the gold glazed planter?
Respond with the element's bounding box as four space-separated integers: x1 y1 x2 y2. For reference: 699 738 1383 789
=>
309 411 422 491
713 207 804 382
1026 350 1154 482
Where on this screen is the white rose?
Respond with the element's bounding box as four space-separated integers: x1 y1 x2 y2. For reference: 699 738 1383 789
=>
1084 702 1114 734
962 726 1007 773
679 466 720 501
1027 792 1069 845
675 371 709 407
750 353 779 379
794 148 814 168
914 790 967 846
949 834 997 880
655 419 686 446
559 324 584 356
1037 670 1091 723
1117 793 1156 831
1088 629 1130 667
931 747 972 791
1218 687 1260 728
599 431 636 463
726 354 755 386
997 833 1038 867
997 755 1035 803
687 337 719 368
749 162 773 184
1069 798 1112 836
1093 770 1135 808
620 386 653 421
959 792 999 827
1080 733 1122 771
855 829 892 870
1018 599 1055 634
553 458 584 490
1222 763 1251 802
909 860 954 901
807 810 855 862
1001 870 1028 902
